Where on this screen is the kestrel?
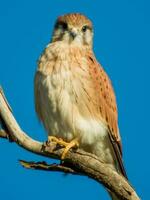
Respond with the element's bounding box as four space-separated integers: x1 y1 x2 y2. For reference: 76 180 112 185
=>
34 13 127 200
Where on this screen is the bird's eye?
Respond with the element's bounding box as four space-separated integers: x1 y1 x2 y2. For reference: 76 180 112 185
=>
82 25 88 32
61 22 68 30
56 22 68 31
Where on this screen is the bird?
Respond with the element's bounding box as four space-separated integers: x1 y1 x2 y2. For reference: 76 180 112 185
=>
34 13 127 200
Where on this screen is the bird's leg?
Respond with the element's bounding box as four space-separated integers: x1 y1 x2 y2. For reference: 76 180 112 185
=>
48 136 79 159
48 136 69 146
61 138 79 160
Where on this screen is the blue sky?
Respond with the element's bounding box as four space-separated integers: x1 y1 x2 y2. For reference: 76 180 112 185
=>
0 0 149 199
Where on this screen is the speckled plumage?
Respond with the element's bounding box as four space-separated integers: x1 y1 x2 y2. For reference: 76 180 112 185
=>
34 14 127 199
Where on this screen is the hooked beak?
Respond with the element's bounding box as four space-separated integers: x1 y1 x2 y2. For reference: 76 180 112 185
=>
69 30 77 39
68 27 79 42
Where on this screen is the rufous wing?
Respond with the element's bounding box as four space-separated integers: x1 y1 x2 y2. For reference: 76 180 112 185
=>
87 53 127 178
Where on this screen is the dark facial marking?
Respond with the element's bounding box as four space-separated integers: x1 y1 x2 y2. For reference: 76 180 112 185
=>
82 25 92 32
55 21 68 31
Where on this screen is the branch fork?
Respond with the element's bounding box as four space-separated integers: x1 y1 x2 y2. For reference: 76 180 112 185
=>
0 87 140 200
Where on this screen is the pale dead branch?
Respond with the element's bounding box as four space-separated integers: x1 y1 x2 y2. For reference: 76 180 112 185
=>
0 87 140 200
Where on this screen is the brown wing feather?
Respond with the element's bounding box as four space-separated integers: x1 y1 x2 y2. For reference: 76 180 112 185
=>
87 53 127 178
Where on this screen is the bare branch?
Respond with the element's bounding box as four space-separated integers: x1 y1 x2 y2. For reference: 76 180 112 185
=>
0 87 12 112
19 160 78 174
0 87 140 200
0 129 8 139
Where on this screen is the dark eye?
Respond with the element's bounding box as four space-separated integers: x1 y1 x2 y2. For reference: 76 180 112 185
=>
82 25 88 32
61 22 68 30
56 22 68 30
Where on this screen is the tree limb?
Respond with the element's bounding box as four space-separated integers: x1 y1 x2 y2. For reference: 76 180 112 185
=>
19 160 78 174
0 87 140 200
0 129 8 138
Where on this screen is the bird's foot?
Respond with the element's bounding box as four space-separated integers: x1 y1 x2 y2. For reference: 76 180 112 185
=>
47 136 69 146
61 138 79 160
47 136 79 160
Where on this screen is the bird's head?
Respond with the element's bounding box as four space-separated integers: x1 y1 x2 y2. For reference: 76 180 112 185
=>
52 13 93 48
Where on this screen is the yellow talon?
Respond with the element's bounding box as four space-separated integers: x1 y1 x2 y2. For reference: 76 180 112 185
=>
47 136 79 160
48 136 69 146
61 138 79 160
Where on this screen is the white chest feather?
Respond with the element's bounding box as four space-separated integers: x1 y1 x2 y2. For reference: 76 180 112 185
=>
35 43 115 165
